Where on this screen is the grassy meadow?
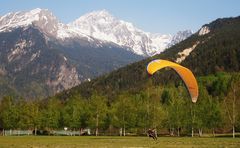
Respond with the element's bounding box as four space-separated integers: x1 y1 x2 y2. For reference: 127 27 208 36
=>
0 136 240 148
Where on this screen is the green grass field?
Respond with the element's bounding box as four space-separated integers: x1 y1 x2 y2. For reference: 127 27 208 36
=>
0 136 240 148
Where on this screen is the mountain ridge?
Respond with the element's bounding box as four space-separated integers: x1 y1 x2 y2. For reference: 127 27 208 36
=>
0 8 192 57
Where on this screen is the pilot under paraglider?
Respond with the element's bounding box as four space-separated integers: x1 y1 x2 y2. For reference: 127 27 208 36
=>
147 128 157 140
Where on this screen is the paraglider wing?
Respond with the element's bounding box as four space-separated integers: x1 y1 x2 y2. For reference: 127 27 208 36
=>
147 59 198 103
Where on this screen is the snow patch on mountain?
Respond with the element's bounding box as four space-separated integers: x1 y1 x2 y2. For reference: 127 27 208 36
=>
30 50 41 61
56 24 93 41
8 39 28 62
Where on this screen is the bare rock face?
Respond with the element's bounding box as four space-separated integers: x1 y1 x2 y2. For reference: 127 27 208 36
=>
0 26 82 97
47 61 80 93
198 26 210 36
0 66 7 76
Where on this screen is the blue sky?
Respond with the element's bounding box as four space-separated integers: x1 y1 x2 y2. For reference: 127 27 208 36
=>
1 0 240 34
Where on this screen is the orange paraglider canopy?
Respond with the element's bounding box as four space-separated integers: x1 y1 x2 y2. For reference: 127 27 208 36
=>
147 59 198 103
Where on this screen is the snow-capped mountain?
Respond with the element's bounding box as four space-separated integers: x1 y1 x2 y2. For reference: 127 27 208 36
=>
0 8 192 57
69 10 173 57
168 30 193 47
0 8 58 35
0 8 94 41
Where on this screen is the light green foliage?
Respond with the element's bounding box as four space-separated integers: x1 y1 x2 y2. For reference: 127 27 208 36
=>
147 88 166 129
222 73 240 137
17 99 41 130
0 96 19 129
195 84 222 135
40 98 61 130
163 85 189 136
112 93 136 130
62 95 84 129
88 93 108 135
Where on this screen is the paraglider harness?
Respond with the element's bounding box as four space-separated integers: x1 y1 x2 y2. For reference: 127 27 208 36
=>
147 129 157 140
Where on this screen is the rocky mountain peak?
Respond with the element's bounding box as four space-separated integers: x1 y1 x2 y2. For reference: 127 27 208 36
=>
69 10 173 56
168 30 193 47
0 8 59 36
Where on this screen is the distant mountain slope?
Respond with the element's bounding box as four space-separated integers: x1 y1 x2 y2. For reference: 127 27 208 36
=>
58 16 240 100
0 9 143 98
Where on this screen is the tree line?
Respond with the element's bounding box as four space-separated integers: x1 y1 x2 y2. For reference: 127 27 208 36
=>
0 72 239 137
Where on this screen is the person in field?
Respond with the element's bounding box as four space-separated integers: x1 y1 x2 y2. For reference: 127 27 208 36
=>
147 128 157 140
